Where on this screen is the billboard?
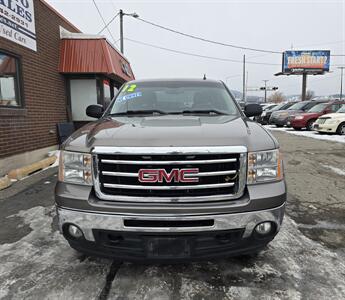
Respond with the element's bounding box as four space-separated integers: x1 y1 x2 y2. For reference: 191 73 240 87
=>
283 50 330 74
0 0 37 51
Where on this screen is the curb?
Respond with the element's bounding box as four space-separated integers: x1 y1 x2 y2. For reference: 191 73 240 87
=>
8 156 57 181
0 176 12 190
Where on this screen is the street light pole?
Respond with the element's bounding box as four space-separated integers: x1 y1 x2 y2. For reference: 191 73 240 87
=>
119 10 139 54
338 67 344 101
301 73 307 101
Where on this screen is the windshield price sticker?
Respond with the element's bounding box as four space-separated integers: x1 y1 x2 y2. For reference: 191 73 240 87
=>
119 92 142 102
122 84 137 93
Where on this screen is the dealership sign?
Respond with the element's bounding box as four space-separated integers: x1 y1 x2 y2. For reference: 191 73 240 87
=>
282 50 330 74
0 0 36 51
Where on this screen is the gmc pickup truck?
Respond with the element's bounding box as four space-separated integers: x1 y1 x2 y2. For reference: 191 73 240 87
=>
55 79 286 262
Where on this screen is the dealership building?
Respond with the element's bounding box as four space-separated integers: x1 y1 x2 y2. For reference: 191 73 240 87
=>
0 0 134 175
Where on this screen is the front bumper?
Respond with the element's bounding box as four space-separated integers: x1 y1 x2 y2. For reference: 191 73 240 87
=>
56 203 285 261
270 116 288 126
289 118 306 128
314 123 338 133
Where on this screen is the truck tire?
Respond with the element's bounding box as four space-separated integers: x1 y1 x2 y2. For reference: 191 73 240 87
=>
336 122 345 135
306 119 316 131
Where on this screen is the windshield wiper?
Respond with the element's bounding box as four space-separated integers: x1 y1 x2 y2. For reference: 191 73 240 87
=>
109 109 230 116
179 109 229 115
109 110 168 116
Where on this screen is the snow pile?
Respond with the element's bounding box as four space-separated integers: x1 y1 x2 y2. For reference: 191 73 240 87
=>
264 125 345 144
48 150 60 168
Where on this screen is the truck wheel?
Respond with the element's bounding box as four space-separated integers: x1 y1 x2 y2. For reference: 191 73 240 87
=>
306 119 316 131
336 122 345 135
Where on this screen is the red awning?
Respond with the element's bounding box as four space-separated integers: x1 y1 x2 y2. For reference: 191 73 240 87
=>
59 38 135 82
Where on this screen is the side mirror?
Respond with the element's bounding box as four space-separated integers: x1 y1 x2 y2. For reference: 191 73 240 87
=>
86 104 104 119
244 104 263 117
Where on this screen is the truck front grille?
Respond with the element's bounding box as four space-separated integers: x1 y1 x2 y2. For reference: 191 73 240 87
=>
93 147 247 203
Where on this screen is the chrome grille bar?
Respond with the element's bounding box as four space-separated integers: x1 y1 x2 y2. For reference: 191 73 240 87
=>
92 146 247 203
102 170 237 177
103 182 235 190
101 158 237 165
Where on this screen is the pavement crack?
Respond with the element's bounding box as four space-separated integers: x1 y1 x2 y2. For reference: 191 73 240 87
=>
98 260 123 300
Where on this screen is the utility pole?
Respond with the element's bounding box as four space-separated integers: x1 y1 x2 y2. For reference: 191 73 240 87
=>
119 10 124 54
245 71 249 98
242 55 246 102
338 67 345 101
119 10 139 54
263 80 269 102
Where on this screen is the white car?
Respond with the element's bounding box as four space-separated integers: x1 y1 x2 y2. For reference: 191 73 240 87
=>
314 104 345 135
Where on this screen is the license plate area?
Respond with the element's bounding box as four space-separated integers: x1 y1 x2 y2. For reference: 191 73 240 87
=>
146 237 192 259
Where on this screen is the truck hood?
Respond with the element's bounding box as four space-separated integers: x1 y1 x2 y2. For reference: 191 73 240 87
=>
321 112 345 119
64 115 278 153
272 109 303 117
297 112 321 118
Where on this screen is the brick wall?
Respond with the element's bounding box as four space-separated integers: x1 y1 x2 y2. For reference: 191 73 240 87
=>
0 0 79 158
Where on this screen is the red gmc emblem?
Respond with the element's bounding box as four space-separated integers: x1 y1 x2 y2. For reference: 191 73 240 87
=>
138 168 199 183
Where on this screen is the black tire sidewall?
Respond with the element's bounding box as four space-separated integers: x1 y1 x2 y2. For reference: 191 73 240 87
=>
307 119 316 131
336 122 345 135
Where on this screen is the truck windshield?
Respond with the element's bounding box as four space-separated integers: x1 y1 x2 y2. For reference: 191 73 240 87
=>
337 104 345 113
109 81 239 116
307 103 328 113
270 103 286 111
288 102 307 110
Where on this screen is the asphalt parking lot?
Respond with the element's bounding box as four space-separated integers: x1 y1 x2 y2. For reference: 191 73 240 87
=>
0 130 344 300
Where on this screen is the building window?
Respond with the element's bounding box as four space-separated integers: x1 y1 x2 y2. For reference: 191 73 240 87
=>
0 51 22 108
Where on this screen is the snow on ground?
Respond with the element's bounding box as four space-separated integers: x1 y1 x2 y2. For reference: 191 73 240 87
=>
264 125 345 144
321 164 345 176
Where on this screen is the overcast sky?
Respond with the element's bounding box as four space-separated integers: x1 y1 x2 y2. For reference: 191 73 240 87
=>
47 0 345 97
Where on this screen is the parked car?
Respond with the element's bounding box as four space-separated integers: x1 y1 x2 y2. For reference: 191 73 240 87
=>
269 100 327 127
257 102 295 125
55 79 287 261
289 101 345 130
254 103 277 122
314 104 345 135
260 103 277 110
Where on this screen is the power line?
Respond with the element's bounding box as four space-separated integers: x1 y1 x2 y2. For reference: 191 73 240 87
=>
98 12 119 34
125 38 280 66
134 16 345 57
135 17 282 54
95 10 345 57
92 0 117 44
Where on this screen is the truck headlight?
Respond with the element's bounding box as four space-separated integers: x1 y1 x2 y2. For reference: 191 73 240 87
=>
58 151 92 185
247 149 283 184
295 116 304 120
325 119 338 124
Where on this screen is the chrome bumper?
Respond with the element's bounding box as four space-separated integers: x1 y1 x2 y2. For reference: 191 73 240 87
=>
57 203 285 242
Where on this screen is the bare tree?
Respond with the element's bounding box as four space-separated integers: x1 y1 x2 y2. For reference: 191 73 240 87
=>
268 92 286 103
305 90 315 100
